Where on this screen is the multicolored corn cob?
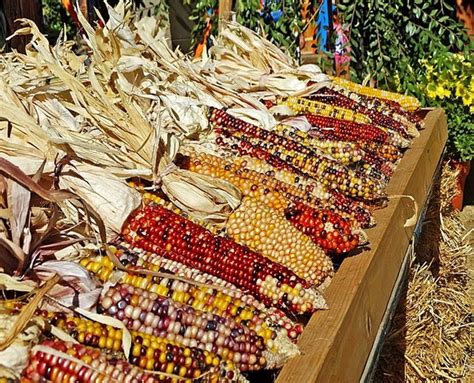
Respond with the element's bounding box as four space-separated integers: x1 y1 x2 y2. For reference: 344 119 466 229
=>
80 254 302 341
107 243 305 339
98 283 298 370
273 125 393 179
182 151 360 253
23 340 192 383
282 96 370 124
310 87 414 137
210 108 386 200
304 113 410 149
43 312 239 380
357 141 402 163
184 150 373 228
284 201 360 254
122 205 329 314
273 126 365 165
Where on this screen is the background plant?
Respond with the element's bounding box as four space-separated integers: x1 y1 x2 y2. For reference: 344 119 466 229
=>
183 0 218 50
337 0 473 160
43 0 76 38
419 52 473 160
185 0 303 58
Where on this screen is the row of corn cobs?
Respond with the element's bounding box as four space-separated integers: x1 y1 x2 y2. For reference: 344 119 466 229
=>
20 81 421 382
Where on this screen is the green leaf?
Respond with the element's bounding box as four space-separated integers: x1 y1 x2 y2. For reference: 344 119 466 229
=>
444 2 454 12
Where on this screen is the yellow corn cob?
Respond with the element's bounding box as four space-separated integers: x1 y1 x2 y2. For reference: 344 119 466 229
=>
227 197 334 285
283 96 371 124
330 76 421 111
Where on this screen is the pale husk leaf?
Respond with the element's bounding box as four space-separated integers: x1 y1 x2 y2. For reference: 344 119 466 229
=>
58 164 141 239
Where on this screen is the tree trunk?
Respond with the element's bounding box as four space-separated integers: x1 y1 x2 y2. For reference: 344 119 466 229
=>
2 0 43 52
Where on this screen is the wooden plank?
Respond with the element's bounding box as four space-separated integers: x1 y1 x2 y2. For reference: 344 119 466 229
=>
2 0 43 53
218 0 233 33
276 108 448 383
361 150 445 382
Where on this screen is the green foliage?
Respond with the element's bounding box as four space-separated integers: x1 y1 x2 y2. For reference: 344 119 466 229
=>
134 0 170 22
183 0 218 50
43 0 76 38
338 0 474 160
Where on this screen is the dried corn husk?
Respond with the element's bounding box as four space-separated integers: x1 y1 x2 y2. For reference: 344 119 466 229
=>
58 163 141 239
156 133 242 224
0 158 100 275
35 260 101 311
0 275 59 352
161 167 242 224
0 7 251 226
0 314 43 377
75 307 132 359
205 22 330 97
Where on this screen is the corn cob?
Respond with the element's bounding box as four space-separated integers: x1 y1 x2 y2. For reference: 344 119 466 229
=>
185 150 373 228
128 181 221 235
99 283 298 370
273 125 393 180
220 155 332 201
99 283 267 369
270 125 400 168
107 242 304 339
357 141 402 163
210 108 385 200
122 205 328 314
23 340 182 383
214 126 385 200
284 202 360 254
304 113 410 149
282 96 370 124
182 157 287 212
228 156 374 226
43 312 241 380
220 153 326 199
302 113 387 144
80 254 303 341
274 126 365 166
330 76 421 111
380 98 423 126
227 198 335 280
184 151 360 254
272 124 370 166
45 313 240 380
235 157 374 228
311 87 414 137
182 150 322 203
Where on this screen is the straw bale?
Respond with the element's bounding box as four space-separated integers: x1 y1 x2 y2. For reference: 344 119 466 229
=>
376 162 472 381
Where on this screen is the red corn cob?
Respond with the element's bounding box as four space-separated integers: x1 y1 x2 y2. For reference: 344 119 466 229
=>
122 204 330 315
